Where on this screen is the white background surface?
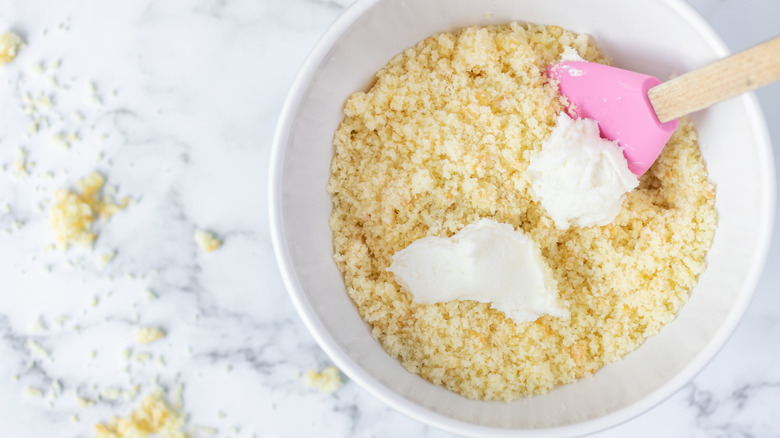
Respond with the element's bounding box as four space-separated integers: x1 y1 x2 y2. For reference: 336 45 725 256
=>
0 0 777 437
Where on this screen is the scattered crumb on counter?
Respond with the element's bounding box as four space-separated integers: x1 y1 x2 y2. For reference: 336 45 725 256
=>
170 384 183 410
191 425 217 435
35 94 53 111
53 315 69 327
141 288 157 302
48 132 78 149
28 120 39 135
0 31 23 65
124 384 140 401
49 186 97 248
22 386 43 398
49 172 130 249
46 381 62 402
96 250 116 268
101 387 122 401
94 389 186 438
86 81 102 106
26 340 50 360
194 230 221 252
78 172 131 219
15 147 30 177
304 366 342 394
74 391 95 408
136 327 165 344
29 61 44 74
132 352 152 364
30 315 48 333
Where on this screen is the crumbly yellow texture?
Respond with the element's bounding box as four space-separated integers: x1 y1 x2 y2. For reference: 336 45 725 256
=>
96 250 117 268
0 31 23 65
49 172 130 249
135 327 165 344
327 23 717 401
94 389 186 438
304 366 343 394
22 386 43 398
194 230 221 252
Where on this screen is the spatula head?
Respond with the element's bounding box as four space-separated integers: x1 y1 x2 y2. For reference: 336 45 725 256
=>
548 61 678 176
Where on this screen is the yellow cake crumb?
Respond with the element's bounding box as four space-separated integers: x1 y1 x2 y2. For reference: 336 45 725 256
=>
170 384 183 410
101 387 123 401
30 315 47 333
327 23 716 401
132 352 152 364
15 147 30 177
141 288 158 302
124 385 140 401
94 389 186 438
96 250 116 268
304 366 343 394
22 386 43 398
135 327 165 344
0 31 23 65
49 189 95 247
26 340 50 360
190 425 217 435
194 230 221 252
75 394 95 408
49 172 130 249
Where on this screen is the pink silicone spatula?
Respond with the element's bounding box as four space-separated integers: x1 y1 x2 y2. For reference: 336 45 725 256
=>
548 36 780 176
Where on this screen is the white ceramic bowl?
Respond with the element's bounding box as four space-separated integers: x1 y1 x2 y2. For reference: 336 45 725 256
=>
269 0 775 436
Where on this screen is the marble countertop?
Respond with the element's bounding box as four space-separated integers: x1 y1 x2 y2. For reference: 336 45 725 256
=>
0 0 777 437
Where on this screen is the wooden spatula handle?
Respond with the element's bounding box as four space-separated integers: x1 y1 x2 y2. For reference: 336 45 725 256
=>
648 36 780 123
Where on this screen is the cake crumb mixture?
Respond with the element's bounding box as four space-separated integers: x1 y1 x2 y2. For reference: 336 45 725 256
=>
328 23 717 401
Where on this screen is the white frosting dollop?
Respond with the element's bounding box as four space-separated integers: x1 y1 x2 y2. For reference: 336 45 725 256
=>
527 112 639 230
560 46 585 62
388 219 567 324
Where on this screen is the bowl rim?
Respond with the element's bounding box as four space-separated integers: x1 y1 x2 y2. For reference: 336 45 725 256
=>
268 0 777 436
